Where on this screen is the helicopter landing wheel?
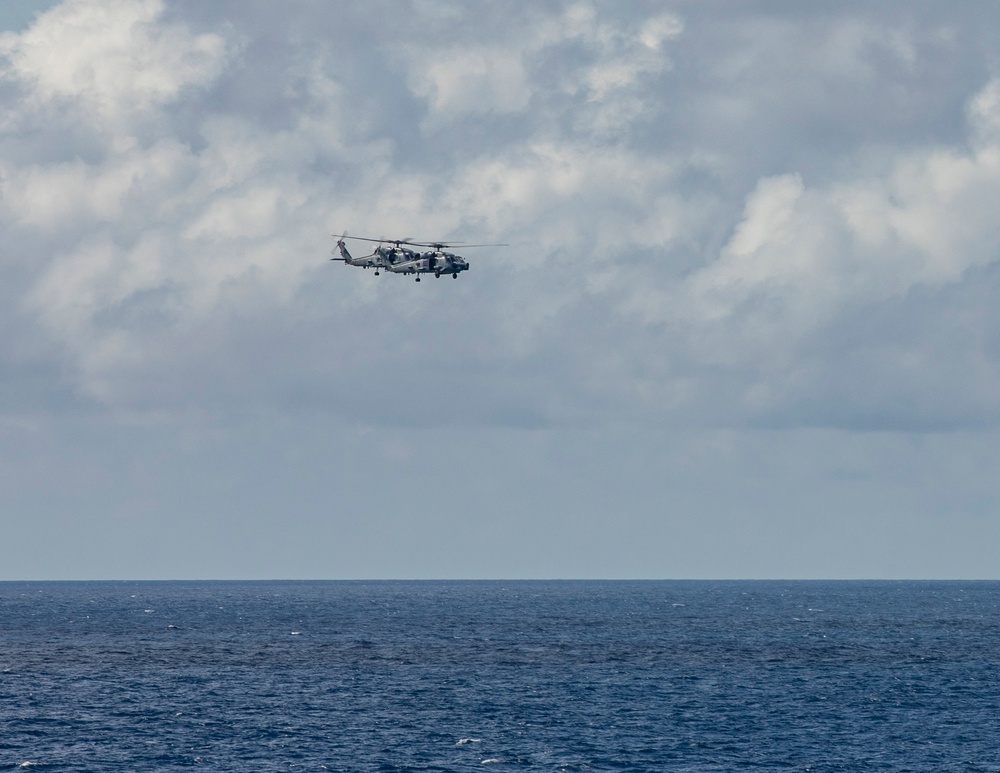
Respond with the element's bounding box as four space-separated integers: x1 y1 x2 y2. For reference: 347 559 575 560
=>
435 272 441 278
374 271 379 276
415 276 421 282
452 273 458 278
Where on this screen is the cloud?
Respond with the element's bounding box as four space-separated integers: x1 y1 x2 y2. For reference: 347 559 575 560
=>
1 0 999 435
677 79 1000 332
408 46 531 118
6 2 1000 580
0 0 229 125
401 2 681 137
639 77 1000 428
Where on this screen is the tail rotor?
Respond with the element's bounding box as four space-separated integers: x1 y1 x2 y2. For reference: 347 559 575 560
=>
331 231 348 260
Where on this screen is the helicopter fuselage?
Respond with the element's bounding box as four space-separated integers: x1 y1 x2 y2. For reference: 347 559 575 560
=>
332 234 495 280
386 251 468 278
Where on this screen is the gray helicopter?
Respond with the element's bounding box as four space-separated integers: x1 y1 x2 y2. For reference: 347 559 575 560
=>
331 234 506 281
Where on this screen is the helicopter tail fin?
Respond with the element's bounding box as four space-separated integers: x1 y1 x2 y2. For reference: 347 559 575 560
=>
331 233 353 262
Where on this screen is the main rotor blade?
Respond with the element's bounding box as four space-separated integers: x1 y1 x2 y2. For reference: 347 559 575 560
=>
411 242 508 249
333 235 387 244
333 234 507 248
334 234 420 246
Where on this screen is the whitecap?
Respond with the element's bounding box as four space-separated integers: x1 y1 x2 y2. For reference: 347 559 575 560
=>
456 738 481 746
481 759 500 765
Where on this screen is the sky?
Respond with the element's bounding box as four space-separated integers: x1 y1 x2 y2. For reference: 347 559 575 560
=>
2 1 1000 579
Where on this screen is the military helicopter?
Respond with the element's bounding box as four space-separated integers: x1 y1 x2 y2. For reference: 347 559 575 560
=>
331 234 506 280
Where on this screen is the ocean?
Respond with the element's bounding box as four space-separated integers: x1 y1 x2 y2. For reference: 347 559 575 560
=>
1 580 998 771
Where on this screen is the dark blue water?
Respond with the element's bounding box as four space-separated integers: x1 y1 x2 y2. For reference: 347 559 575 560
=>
2 581 999 771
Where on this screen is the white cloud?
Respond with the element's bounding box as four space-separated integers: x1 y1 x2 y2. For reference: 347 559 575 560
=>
2 1 1000 433
401 2 681 135
639 14 684 50
409 47 530 118
0 0 230 125
648 78 1000 370
6 2 1000 579
1 138 192 227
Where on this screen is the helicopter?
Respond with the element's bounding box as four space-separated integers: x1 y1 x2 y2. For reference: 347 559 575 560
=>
331 234 506 280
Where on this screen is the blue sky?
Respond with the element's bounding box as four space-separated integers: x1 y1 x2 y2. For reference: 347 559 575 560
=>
2 1 1000 579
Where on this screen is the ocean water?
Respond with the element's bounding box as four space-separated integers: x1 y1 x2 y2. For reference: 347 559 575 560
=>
1 581 999 771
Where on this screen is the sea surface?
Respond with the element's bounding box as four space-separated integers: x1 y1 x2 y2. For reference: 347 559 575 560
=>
2 581 999 771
